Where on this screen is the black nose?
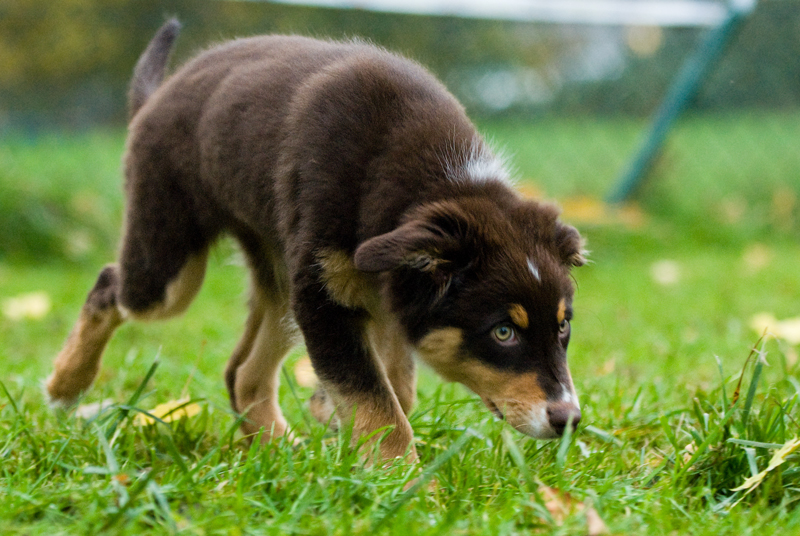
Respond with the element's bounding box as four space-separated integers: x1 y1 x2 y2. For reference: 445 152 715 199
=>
547 403 581 435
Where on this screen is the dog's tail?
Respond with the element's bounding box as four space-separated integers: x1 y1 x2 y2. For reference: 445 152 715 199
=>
128 18 182 121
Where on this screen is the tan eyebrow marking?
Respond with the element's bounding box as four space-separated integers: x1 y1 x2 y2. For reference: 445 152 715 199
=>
508 304 529 329
557 299 566 324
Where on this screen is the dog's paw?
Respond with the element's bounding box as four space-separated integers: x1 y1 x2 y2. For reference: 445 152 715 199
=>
42 374 79 411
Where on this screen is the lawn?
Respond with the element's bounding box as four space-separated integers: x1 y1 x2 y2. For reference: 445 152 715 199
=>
1 116 800 535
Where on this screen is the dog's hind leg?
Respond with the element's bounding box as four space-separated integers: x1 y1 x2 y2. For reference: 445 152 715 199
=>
46 246 209 406
224 281 267 412
47 163 214 406
47 265 125 406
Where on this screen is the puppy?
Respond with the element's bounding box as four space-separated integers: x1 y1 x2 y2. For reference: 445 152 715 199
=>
47 20 586 461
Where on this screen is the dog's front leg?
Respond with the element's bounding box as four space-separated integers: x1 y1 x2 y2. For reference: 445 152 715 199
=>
292 273 417 463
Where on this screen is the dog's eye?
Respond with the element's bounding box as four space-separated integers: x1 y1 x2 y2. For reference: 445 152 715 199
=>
559 319 570 334
492 324 517 345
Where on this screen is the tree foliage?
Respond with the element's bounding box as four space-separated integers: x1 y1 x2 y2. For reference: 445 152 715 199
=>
1 0 798 128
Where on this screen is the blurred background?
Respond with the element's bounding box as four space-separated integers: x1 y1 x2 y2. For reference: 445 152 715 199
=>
1 0 799 262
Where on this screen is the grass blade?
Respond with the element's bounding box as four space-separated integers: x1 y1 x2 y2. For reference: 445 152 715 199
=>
104 357 160 440
0 381 41 461
373 429 474 530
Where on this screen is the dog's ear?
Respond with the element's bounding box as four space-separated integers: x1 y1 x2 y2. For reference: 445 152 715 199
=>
555 222 587 267
354 207 469 285
354 221 457 279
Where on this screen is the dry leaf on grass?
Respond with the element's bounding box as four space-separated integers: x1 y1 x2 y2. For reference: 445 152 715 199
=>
133 398 202 426
539 485 609 535
732 437 800 496
515 183 546 200
559 196 646 228
2 291 51 321
750 313 800 345
741 243 773 274
650 260 681 286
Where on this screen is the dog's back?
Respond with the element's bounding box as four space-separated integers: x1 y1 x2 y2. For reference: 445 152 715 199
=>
49 22 585 462
127 33 478 249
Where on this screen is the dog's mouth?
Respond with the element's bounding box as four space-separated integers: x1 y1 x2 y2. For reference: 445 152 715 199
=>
483 397 505 420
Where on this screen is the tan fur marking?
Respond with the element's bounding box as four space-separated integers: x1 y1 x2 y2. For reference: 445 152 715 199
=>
47 304 124 405
458 363 549 436
415 327 464 382
508 304 529 329
367 318 416 415
415 329 552 436
225 282 268 400
124 250 208 321
557 298 566 324
233 295 297 442
317 249 380 313
343 391 417 462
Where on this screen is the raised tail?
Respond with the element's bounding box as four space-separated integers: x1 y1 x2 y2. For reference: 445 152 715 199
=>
127 18 182 120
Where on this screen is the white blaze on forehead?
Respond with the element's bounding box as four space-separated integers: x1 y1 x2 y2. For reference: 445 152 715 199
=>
527 258 541 282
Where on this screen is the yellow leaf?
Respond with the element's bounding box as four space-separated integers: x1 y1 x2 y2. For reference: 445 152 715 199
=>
741 243 773 274
559 196 646 228
750 313 800 345
537 485 609 534
133 398 202 426
651 260 681 286
2 291 51 321
732 437 800 493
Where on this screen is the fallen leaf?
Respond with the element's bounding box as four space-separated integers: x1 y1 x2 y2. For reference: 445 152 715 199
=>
732 437 800 495
538 485 609 534
719 196 747 225
750 313 800 345
2 291 51 320
516 182 546 200
133 398 202 426
772 186 797 231
541 485 572 523
294 356 318 388
741 243 773 274
600 358 616 375
683 442 697 464
559 196 645 228
585 506 610 536
650 260 681 286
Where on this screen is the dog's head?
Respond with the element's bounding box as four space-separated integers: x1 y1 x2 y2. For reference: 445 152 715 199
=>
355 193 586 438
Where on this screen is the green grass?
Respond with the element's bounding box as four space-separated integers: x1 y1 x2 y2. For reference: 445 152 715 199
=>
2 117 800 534
479 109 800 243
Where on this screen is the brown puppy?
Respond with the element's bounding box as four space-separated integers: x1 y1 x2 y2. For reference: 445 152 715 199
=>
47 20 586 461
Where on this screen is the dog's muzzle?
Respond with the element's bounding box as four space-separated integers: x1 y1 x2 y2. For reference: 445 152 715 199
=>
483 397 581 439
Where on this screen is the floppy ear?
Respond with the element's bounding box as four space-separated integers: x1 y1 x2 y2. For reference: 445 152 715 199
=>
555 223 588 267
354 220 457 279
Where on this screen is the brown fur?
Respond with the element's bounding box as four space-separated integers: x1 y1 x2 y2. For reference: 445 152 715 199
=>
48 20 586 459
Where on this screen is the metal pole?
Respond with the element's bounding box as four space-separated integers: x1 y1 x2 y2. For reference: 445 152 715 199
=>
606 0 757 203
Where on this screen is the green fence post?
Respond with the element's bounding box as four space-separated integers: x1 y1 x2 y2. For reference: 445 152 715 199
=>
606 0 758 204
